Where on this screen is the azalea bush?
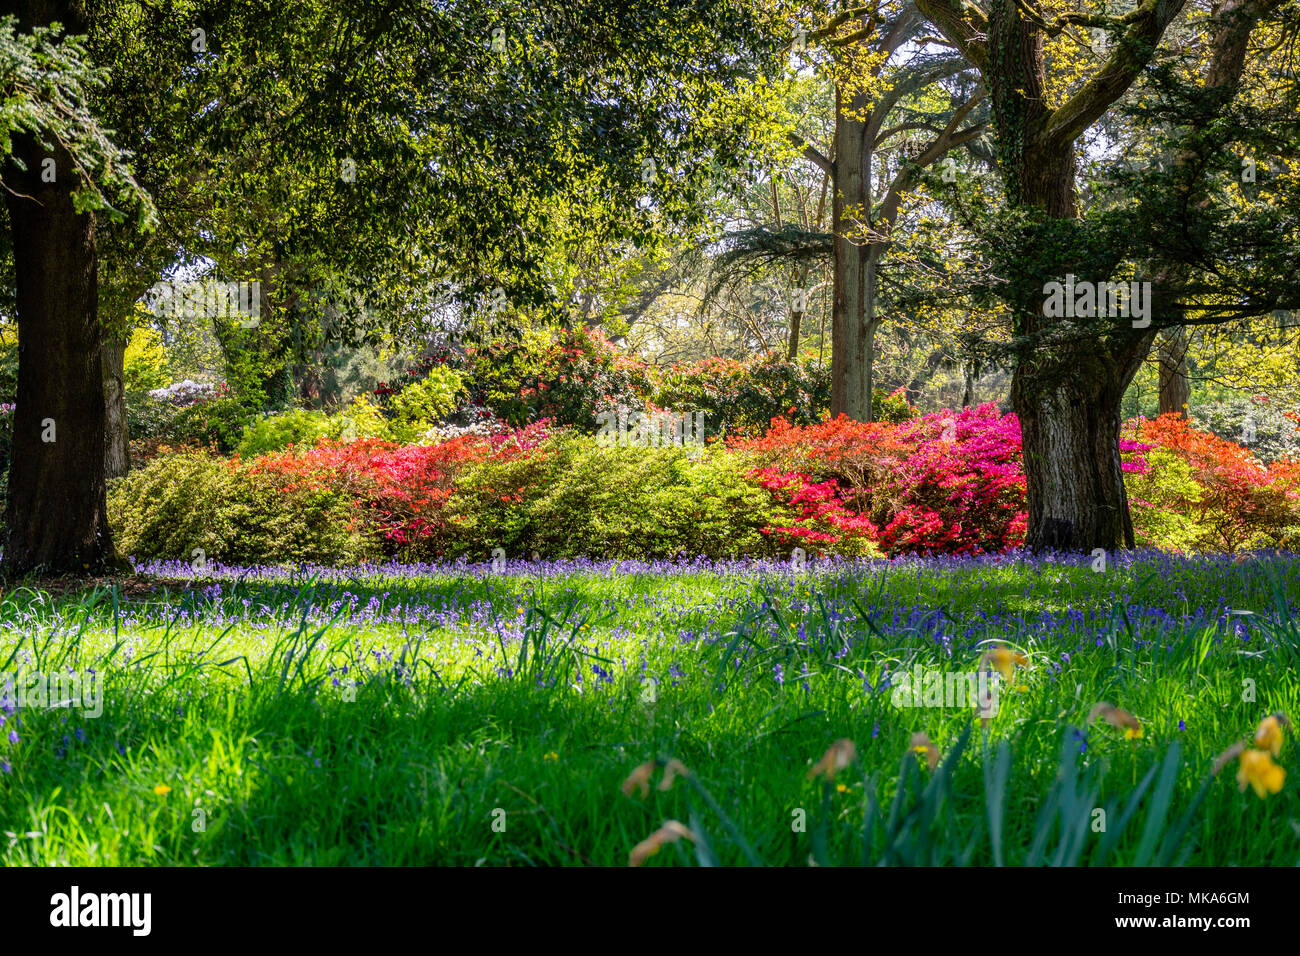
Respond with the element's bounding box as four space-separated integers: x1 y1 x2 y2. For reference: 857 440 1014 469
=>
1125 414 1300 553
107 448 369 564
445 433 799 560
735 403 1027 556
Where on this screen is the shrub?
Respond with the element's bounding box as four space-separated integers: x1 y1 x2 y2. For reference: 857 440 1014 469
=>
444 433 802 559
1191 396 1300 465
107 449 370 564
461 326 652 430
167 396 249 454
1125 413 1299 553
734 404 1027 556
385 367 465 443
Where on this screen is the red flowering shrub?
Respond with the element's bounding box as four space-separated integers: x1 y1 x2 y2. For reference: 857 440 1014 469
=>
734 403 1027 556
247 422 551 557
1124 414 1300 552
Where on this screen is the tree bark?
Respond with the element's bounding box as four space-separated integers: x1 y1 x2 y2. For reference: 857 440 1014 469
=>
830 84 875 422
4 127 122 574
102 337 130 479
1157 327 1190 418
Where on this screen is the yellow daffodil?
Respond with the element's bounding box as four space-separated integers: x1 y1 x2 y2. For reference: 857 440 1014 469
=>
1089 702 1142 738
629 820 697 867
909 731 941 771
981 646 1029 682
1237 749 1286 799
807 738 857 780
1253 714 1288 757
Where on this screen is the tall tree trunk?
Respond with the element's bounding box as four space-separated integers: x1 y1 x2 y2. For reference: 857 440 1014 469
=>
103 337 130 479
830 85 874 422
1157 326 1190 418
4 123 121 574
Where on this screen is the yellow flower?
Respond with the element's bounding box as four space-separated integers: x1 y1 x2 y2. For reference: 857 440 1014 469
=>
543 751 559 761
1237 749 1286 799
835 783 849 793
909 731 941 771
981 646 1028 682
629 820 697 867
153 784 171 796
1253 714 1288 757
807 738 857 780
1088 702 1142 738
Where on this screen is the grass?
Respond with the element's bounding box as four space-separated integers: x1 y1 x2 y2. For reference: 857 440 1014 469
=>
0 550 1297 865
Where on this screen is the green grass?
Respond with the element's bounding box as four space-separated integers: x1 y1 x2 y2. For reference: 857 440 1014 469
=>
0 552 1298 865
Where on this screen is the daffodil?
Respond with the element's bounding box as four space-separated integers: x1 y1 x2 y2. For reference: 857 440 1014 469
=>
807 738 857 781
982 646 1029 682
909 731 941 771
1089 702 1142 738
1237 749 1286 799
621 761 655 799
1253 714 1287 757
629 820 697 866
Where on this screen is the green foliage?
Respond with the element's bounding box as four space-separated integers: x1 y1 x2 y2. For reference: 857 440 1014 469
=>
167 397 250 455
463 326 651 430
444 434 797 560
385 367 466 443
122 326 169 394
1126 448 1204 551
1191 398 1300 465
107 449 371 564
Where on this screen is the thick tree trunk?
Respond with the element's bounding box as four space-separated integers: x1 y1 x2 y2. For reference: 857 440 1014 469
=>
4 131 121 575
1157 327 1190 418
830 86 875 422
103 337 130 479
1011 349 1138 552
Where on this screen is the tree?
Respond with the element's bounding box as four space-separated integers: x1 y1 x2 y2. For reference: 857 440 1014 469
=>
2 0 791 574
913 0 1297 550
789 0 987 420
0 5 153 574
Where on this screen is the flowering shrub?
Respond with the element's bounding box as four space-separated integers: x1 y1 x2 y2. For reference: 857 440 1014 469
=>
107 449 370 564
735 404 1027 556
1125 413 1300 552
148 379 218 407
458 326 652 430
445 433 800 559
246 421 551 558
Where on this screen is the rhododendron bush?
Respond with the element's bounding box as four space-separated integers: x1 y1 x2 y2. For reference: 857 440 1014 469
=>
246 422 551 556
1123 414 1300 553
735 404 1027 556
109 402 1300 563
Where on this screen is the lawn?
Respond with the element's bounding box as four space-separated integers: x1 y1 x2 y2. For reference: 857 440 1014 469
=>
0 550 1297 866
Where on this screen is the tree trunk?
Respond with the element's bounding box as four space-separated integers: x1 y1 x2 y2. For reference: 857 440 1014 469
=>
4 128 122 575
103 337 130 479
830 85 875 422
1157 327 1190 418
1011 349 1139 552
